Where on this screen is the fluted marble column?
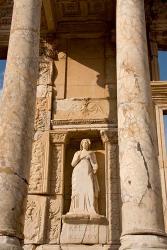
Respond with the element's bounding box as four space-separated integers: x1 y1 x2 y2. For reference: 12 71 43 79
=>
0 0 42 249
117 0 167 249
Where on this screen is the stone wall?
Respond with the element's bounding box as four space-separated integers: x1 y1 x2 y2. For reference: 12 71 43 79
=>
23 37 120 250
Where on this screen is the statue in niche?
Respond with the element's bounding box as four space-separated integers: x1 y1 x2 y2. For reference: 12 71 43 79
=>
68 139 100 215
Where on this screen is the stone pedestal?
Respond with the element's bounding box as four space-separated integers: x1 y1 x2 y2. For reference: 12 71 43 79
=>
116 0 167 249
0 0 42 249
35 245 116 250
60 214 107 244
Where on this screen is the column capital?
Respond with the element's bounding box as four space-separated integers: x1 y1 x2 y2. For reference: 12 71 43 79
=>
50 131 68 144
100 129 118 144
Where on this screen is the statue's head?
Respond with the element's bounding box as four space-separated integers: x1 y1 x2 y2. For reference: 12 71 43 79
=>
80 139 91 150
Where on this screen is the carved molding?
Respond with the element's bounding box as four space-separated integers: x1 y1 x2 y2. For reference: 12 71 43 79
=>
151 81 167 104
51 118 112 127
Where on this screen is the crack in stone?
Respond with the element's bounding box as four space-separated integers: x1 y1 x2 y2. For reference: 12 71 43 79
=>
137 142 152 189
14 172 29 185
138 187 148 206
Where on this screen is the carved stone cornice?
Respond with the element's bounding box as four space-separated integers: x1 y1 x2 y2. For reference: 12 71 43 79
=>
51 119 113 127
151 81 167 104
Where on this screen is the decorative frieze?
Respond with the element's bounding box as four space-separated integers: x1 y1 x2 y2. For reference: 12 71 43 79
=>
52 99 116 123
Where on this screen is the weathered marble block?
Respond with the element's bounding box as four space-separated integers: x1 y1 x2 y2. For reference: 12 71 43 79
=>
60 215 108 244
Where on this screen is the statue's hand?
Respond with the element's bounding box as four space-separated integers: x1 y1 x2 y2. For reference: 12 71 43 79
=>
93 169 97 174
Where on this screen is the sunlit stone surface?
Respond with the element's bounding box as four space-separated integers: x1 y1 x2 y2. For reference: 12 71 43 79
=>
0 0 42 249
117 0 167 249
0 0 167 249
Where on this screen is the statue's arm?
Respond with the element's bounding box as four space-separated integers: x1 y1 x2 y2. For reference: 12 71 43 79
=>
71 151 80 167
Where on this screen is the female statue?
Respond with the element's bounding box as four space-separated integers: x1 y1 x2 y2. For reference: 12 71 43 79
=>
68 139 100 215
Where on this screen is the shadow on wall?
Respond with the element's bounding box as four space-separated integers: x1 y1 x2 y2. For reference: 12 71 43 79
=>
51 37 117 124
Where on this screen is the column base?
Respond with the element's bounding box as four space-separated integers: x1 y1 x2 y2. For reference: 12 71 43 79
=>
0 236 22 250
120 234 167 250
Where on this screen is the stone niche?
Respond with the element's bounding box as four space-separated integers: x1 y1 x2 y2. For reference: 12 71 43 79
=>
60 130 110 244
63 131 106 216
24 129 120 248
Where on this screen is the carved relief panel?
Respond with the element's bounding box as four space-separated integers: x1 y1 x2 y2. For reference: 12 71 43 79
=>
34 61 53 133
29 132 50 194
46 196 62 244
24 195 47 244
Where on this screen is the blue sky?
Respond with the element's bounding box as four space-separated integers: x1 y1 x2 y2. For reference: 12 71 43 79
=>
0 60 6 91
158 51 167 81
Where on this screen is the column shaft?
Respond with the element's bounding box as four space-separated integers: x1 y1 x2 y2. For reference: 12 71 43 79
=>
116 0 167 248
0 0 42 249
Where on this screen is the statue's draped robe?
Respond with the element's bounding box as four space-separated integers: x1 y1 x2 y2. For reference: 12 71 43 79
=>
69 150 100 214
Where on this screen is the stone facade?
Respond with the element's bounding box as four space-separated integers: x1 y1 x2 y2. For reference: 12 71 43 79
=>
0 0 167 250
